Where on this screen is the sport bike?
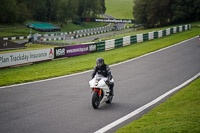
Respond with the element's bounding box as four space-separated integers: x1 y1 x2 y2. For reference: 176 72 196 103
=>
89 75 114 109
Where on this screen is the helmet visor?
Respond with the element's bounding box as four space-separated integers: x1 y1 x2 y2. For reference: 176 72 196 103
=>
97 62 103 67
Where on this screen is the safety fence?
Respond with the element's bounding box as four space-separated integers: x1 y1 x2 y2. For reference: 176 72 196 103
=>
0 24 191 68
3 36 30 41
2 23 112 41
40 28 113 41
95 24 191 52
40 23 112 37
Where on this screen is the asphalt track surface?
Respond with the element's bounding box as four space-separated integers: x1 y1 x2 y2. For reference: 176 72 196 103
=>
0 37 200 133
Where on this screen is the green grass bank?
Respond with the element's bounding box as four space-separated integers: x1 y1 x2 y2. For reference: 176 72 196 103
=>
105 0 134 19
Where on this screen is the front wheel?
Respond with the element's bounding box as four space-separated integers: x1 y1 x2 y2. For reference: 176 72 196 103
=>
92 91 100 109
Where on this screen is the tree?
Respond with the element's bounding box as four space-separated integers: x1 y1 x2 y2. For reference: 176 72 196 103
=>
133 0 173 28
57 0 78 26
171 0 200 23
145 0 173 27
101 0 106 13
17 3 32 23
0 0 18 24
77 0 103 18
0 0 107 25
133 0 148 26
33 0 48 21
46 0 61 22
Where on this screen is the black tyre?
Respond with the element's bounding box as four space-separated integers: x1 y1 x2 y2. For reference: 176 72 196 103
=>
92 91 100 109
106 95 113 104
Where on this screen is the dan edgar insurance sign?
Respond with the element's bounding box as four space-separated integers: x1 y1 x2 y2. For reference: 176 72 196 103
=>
0 48 54 68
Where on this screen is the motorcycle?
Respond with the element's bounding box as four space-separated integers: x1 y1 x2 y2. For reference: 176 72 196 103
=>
89 75 114 109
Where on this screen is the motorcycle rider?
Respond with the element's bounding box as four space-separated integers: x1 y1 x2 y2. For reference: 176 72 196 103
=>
91 58 114 96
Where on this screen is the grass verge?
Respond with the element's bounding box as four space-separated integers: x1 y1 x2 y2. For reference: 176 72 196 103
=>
0 27 199 87
116 77 200 133
105 0 134 19
60 22 107 32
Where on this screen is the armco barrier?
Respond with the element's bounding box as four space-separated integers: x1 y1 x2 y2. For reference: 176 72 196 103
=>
95 24 191 52
2 23 112 41
130 35 137 44
162 30 166 37
148 32 154 40
170 28 173 34
96 41 105 52
154 32 158 39
54 24 191 56
105 39 115 51
115 38 123 48
123 36 131 46
3 36 29 41
137 34 143 43
143 33 148 41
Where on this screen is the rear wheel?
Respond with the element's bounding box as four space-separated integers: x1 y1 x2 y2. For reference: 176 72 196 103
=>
92 91 100 109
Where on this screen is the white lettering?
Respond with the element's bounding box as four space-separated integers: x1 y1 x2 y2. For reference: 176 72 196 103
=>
66 47 89 54
56 48 65 56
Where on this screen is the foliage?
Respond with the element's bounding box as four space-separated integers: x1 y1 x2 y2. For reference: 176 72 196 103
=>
0 0 106 25
133 0 200 28
0 0 19 24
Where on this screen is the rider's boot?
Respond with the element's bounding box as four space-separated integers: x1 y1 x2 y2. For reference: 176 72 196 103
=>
109 83 114 96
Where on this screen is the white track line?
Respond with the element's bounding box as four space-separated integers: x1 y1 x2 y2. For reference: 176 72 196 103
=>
0 36 198 89
94 72 200 133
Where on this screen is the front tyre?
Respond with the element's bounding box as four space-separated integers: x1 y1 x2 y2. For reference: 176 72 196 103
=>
92 91 100 109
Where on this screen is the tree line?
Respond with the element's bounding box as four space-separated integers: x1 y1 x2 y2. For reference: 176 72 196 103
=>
133 0 200 28
0 0 106 26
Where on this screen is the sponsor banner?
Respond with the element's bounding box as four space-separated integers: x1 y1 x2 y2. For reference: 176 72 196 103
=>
66 44 89 57
81 18 135 24
54 47 66 58
0 48 54 68
105 39 115 50
89 43 97 53
54 44 91 58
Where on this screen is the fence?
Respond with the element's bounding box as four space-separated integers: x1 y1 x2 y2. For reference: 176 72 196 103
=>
95 24 191 52
2 23 112 41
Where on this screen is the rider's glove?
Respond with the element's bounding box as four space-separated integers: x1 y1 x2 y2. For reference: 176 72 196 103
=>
105 79 110 86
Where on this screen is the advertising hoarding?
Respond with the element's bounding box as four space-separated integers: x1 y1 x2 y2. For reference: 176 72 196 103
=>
54 43 97 58
0 48 54 68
